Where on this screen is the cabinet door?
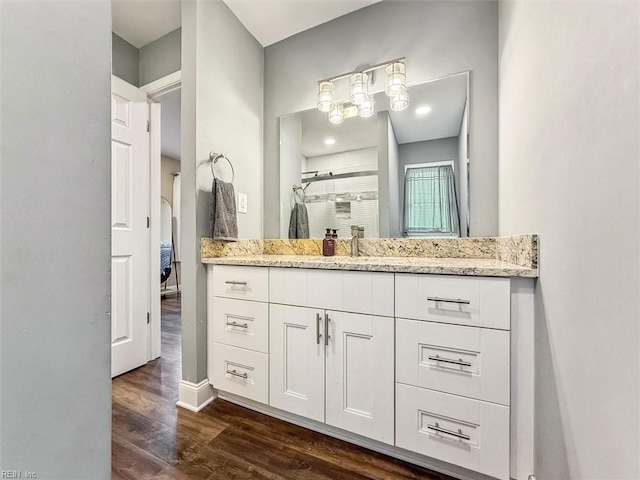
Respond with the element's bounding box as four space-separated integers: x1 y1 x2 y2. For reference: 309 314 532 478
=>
325 311 394 444
270 304 325 422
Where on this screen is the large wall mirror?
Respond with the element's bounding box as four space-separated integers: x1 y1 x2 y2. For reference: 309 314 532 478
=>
280 71 469 239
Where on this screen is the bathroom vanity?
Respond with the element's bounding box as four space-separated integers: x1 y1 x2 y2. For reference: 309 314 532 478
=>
202 237 537 480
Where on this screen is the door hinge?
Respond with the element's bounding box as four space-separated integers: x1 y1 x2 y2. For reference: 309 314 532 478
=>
147 120 150 133
147 312 150 324
147 216 150 228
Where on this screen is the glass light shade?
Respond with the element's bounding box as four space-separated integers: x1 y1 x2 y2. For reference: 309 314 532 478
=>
358 95 375 117
390 90 409 111
349 72 369 105
343 104 359 119
328 103 345 124
317 81 335 112
385 61 407 97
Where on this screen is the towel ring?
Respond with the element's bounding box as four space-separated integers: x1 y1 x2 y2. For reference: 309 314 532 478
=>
209 151 235 183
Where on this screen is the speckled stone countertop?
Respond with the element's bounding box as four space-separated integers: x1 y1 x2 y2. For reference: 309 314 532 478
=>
200 235 539 278
201 254 537 277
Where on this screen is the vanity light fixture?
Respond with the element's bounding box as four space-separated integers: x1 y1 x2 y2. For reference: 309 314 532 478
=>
324 138 336 145
316 57 408 124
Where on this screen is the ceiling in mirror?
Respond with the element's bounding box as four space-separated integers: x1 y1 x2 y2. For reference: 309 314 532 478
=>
300 73 467 156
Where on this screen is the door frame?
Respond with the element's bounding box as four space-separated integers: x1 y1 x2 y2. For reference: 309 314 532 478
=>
141 71 182 361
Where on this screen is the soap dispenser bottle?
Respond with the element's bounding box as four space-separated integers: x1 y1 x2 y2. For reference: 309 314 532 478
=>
323 228 335 256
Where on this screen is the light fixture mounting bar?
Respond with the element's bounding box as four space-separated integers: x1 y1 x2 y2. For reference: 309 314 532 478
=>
317 57 406 85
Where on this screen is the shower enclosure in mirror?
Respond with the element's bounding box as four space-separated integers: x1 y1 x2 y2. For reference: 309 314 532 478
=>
280 71 469 239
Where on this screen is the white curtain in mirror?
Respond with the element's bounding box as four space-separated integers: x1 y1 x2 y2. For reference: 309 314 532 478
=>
403 164 460 237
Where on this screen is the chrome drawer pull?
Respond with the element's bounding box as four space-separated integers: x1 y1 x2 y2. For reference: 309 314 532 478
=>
427 422 470 441
428 354 472 367
226 321 248 329
316 313 322 345
225 280 248 286
427 296 470 305
226 369 248 379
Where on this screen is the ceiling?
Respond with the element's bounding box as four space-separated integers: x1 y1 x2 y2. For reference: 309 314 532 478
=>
160 89 181 161
389 73 468 144
112 0 181 48
112 0 379 49
300 109 377 158
222 0 381 46
299 73 468 158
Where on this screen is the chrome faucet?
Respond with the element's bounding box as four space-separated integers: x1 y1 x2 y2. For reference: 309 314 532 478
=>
350 225 364 257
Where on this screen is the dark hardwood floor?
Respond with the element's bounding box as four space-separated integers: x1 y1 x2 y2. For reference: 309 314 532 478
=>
112 296 455 480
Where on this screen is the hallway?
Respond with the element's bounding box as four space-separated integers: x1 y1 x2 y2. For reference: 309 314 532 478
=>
111 298 450 480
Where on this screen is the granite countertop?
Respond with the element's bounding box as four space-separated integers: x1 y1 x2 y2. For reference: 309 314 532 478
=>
201 254 538 277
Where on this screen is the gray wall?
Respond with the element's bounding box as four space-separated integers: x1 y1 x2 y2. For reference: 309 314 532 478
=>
279 115 303 238
112 28 181 87
264 0 498 238
377 112 391 237
181 0 263 383
499 1 639 478
112 33 139 86
387 117 400 237
139 28 181 86
457 100 469 236
1 2 112 478
398 137 459 169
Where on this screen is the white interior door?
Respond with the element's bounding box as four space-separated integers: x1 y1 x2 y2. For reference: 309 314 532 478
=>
111 75 150 377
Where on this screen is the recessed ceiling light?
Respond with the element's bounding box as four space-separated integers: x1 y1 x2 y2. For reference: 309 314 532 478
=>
416 105 432 116
324 138 336 145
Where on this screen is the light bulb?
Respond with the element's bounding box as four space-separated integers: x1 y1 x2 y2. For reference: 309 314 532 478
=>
328 103 344 124
358 95 375 117
390 90 409 111
349 72 369 105
385 61 407 97
317 81 335 112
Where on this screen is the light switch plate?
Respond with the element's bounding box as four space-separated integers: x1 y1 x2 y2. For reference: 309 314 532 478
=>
238 192 248 214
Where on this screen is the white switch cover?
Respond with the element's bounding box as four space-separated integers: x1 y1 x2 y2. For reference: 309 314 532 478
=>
238 192 248 214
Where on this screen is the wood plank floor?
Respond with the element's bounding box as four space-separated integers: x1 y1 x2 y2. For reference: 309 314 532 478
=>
112 297 456 480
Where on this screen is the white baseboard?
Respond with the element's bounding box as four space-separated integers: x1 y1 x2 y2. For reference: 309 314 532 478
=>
176 379 216 412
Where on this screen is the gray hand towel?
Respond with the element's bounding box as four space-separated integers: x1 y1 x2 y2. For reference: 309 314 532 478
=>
288 202 309 239
209 178 238 242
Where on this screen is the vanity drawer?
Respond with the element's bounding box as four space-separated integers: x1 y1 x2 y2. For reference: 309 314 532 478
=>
211 265 269 302
210 297 269 353
396 318 510 405
395 274 510 330
270 268 394 317
396 383 509 480
209 343 269 404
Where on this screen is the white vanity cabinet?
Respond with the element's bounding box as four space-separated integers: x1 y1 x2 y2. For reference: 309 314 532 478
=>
207 266 270 404
269 305 395 443
269 268 395 445
206 263 534 480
